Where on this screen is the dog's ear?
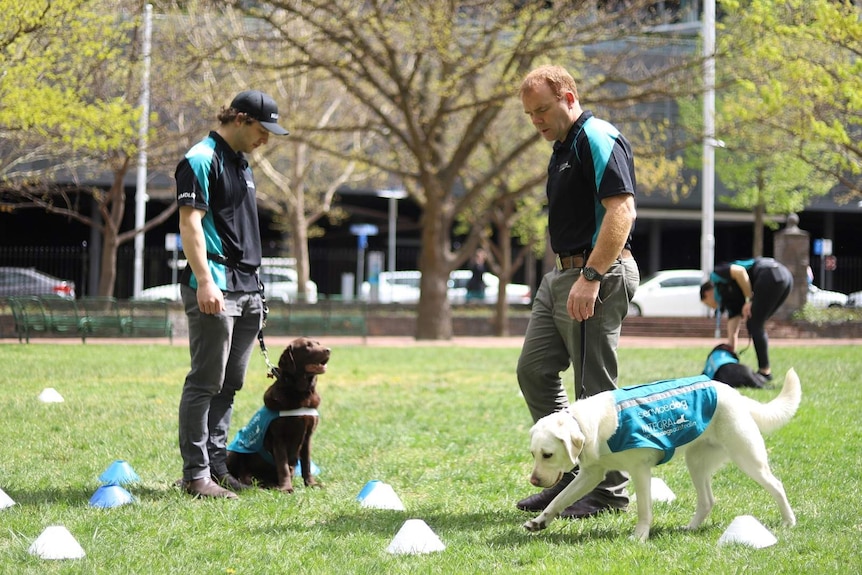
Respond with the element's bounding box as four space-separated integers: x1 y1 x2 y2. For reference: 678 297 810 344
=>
549 414 583 468
566 425 586 466
278 345 298 376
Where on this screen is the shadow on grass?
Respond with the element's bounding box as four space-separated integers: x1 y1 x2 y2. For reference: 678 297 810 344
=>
245 502 661 546
5 483 175 507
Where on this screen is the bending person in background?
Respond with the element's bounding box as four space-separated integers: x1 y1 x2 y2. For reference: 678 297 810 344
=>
700 257 793 383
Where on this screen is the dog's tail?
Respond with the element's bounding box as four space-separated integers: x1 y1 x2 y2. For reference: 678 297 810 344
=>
746 368 801 435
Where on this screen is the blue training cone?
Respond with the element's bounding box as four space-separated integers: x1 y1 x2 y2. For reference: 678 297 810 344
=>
89 484 134 508
98 460 140 485
295 460 321 477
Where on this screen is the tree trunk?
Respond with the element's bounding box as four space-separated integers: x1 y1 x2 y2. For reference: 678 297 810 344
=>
415 190 452 340
97 166 129 297
290 187 312 301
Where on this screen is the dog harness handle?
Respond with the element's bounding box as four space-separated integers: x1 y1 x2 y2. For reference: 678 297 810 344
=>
278 408 320 417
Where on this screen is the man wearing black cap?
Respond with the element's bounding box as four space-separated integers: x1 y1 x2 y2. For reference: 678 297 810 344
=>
175 90 289 499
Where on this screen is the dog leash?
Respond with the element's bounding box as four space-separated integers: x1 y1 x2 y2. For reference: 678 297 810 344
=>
578 320 587 400
256 275 280 379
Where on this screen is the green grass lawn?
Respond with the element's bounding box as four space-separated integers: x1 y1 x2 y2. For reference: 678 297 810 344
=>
0 342 860 574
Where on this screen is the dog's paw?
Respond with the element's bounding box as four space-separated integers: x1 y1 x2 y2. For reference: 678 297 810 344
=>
631 524 650 542
304 479 323 489
276 484 295 494
523 517 548 532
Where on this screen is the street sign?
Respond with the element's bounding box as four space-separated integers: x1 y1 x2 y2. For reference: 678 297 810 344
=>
350 224 379 236
164 233 181 251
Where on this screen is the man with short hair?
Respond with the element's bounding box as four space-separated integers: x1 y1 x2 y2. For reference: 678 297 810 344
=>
175 90 289 499
516 65 640 518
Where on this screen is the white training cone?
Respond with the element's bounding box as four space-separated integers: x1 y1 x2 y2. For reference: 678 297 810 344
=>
386 519 446 555
38 388 65 403
631 477 676 503
718 515 778 548
358 481 405 511
28 525 86 559
0 487 15 509
356 480 382 501
98 460 140 485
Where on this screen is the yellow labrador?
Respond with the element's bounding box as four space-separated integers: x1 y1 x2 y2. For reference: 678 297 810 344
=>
524 369 800 541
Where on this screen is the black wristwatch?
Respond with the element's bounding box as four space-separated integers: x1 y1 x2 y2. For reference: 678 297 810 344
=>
582 267 603 282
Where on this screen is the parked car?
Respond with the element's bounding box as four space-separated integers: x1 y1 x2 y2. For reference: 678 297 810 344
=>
361 271 422 303
361 270 532 305
134 266 318 304
807 284 847 308
846 290 862 309
260 267 319 304
0 266 76 299
447 270 532 305
628 269 709 317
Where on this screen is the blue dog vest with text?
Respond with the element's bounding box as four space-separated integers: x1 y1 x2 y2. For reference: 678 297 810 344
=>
606 375 717 464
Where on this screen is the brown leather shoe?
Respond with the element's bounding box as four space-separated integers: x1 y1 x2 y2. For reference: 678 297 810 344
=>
559 494 627 519
182 477 238 499
516 472 575 511
212 473 251 491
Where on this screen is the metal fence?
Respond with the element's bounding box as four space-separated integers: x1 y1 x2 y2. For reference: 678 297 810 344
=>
1 245 860 300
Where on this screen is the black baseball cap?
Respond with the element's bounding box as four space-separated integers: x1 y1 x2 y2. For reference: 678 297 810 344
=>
230 90 289 135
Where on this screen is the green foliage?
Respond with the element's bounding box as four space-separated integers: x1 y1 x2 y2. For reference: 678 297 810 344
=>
791 303 862 325
1 342 860 573
0 0 140 156
719 0 861 196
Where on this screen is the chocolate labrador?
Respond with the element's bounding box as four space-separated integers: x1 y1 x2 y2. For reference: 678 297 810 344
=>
226 337 329 492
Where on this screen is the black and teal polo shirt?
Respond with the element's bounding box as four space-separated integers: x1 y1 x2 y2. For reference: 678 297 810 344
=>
175 131 261 293
547 110 636 255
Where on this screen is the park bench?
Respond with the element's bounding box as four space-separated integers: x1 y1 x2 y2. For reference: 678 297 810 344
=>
7 296 52 343
126 299 174 343
264 297 367 340
80 296 129 338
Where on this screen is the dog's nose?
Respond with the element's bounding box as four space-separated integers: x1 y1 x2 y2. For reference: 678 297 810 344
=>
529 475 541 487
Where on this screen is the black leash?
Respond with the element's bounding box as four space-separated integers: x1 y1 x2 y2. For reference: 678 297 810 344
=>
578 320 587 400
256 275 279 379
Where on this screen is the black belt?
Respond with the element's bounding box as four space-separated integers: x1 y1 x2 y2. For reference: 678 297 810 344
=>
555 248 633 271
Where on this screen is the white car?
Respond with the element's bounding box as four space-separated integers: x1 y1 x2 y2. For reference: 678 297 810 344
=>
134 267 318 304
447 270 532 305
628 269 710 317
807 284 847 308
362 271 422 303
361 270 532 305
260 267 319 304
847 290 862 309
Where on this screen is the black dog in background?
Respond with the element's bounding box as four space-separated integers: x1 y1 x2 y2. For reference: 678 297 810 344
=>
703 343 769 388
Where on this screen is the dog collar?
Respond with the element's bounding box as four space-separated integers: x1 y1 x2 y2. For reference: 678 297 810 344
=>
278 408 319 417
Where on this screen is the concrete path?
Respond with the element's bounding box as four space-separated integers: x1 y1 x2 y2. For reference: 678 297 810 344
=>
3 334 861 348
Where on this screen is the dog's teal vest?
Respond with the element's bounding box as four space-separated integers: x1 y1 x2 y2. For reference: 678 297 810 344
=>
606 375 717 464
703 348 738 379
227 405 319 465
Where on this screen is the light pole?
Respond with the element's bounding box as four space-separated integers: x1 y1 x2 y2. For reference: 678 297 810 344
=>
701 0 717 279
133 4 153 297
377 189 407 301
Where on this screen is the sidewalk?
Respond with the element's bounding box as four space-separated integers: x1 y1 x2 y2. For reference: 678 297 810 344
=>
3 334 861 348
